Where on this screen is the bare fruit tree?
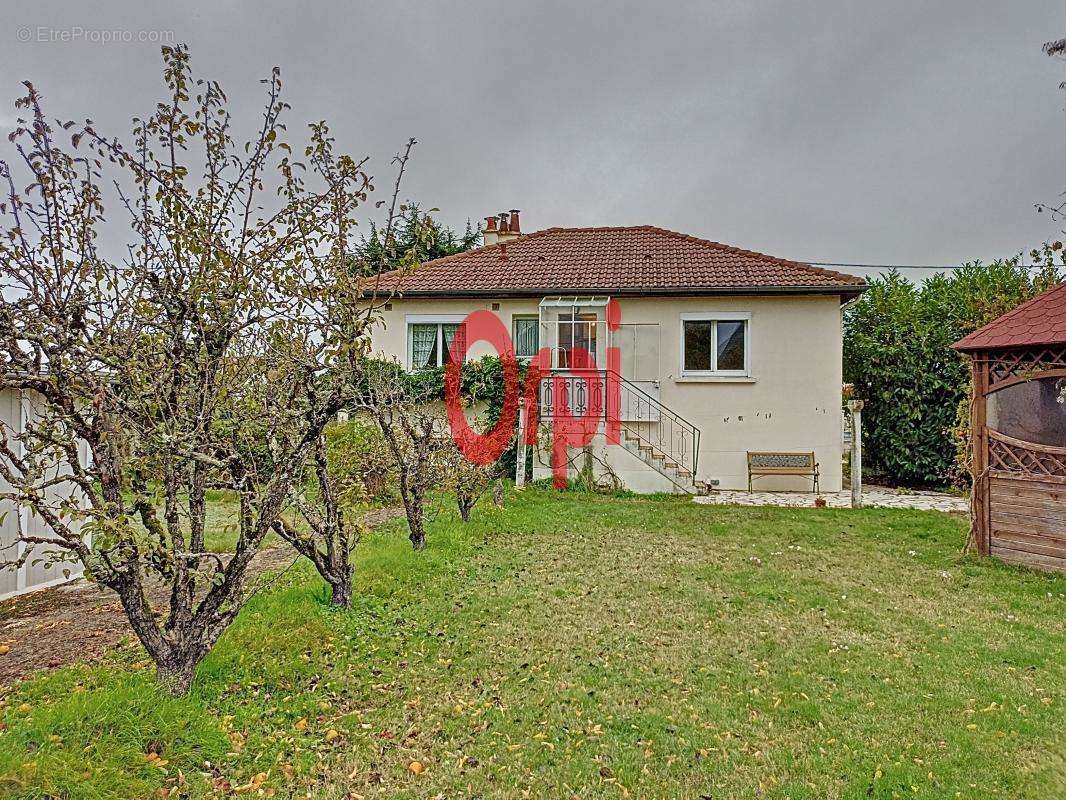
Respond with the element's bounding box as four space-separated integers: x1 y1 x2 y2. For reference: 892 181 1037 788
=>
268 140 431 603
357 365 450 550
271 432 365 608
0 45 391 694
440 423 497 522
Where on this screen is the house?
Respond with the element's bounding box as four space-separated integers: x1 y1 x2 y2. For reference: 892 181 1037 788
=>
953 281 1066 572
0 387 89 599
370 211 867 493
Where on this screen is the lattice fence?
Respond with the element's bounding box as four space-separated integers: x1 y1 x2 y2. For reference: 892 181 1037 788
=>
986 344 1066 390
988 431 1066 478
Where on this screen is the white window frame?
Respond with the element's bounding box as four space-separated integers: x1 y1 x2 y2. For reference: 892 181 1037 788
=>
511 313 540 361
405 314 466 370
678 311 751 377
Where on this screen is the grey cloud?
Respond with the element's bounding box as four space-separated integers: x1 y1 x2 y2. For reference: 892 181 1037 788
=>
2 0 1063 273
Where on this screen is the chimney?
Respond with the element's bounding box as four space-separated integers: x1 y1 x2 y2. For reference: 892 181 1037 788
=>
496 209 521 244
482 209 524 246
483 214 498 246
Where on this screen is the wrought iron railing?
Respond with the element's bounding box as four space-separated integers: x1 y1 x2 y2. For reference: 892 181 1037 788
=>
539 368 701 480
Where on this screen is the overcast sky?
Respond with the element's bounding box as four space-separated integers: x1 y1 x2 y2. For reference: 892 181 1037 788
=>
2 1 1064 279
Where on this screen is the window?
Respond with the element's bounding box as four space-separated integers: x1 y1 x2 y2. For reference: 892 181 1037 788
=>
512 315 539 359
407 316 466 369
680 313 750 376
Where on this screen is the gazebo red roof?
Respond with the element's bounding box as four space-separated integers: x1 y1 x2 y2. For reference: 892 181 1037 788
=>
953 281 1066 352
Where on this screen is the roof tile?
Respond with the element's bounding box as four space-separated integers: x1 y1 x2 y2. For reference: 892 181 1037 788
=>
953 281 1066 351
371 226 866 296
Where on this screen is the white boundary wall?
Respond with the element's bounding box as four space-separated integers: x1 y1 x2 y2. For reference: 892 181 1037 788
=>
0 388 89 600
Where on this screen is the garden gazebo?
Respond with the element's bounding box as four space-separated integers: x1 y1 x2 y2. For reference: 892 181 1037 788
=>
953 282 1066 571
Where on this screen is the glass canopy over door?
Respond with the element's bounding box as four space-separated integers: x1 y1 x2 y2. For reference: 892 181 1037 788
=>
537 297 662 423
539 296 609 369
538 296 660 381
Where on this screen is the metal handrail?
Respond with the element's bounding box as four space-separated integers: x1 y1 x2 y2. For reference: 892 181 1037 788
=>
539 367 701 482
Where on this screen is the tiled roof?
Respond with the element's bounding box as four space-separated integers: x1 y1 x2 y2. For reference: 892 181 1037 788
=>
953 281 1066 351
371 226 866 297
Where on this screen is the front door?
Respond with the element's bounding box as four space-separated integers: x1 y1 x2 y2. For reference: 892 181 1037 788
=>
557 310 601 368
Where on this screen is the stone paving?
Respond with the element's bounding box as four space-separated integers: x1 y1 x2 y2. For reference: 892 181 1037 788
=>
693 486 969 513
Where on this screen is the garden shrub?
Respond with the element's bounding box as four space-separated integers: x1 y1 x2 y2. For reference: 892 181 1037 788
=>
324 417 399 504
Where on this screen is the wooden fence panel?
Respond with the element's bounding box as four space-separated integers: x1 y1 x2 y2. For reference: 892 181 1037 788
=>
988 475 1066 571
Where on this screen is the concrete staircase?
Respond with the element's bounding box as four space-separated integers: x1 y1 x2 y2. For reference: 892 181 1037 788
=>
540 367 710 496
620 430 711 495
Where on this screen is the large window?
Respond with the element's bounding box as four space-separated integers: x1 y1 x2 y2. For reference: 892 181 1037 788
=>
407 316 466 369
680 313 750 376
512 315 539 359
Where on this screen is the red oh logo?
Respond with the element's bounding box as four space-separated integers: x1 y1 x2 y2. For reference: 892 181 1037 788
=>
443 300 623 489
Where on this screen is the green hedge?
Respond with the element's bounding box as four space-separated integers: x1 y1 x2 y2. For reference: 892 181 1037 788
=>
843 254 1062 487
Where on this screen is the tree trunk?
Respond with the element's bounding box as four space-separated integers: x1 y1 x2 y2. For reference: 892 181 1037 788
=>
402 487 427 550
329 575 353 608
155 656 197 696
407 504 426 550
189 475 206 553
457 489 475 522
109 575 200 697
325 539 354 609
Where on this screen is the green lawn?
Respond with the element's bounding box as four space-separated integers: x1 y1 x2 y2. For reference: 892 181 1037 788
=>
1 489 1063 799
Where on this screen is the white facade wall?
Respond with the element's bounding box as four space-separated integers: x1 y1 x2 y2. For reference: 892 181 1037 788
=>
371 294 845 493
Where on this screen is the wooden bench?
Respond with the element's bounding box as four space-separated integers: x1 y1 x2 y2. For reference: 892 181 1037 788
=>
747 451 819 493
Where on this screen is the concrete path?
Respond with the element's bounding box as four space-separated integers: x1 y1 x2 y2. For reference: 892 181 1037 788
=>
693 487 968 513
